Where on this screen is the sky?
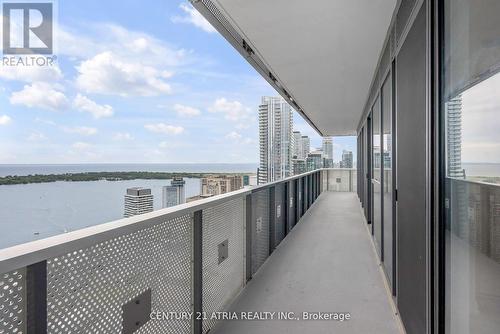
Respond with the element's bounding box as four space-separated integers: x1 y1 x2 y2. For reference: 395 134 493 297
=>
0 0 356 165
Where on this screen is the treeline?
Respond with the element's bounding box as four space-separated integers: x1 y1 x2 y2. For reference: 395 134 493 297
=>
0 172 246 185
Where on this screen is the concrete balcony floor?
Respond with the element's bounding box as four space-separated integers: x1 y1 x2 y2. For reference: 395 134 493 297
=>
212 192 403 334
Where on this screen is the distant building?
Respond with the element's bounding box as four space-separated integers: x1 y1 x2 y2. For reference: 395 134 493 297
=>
323 158 334 168
259 96 294 184
306 151 323 171
201 175 243 196
446 95 465 179
162 177 185 208
293 131 304 159
322 137 334 160
340 150 353 168
124 187 153 217
301 136 310 160
292 159 306 175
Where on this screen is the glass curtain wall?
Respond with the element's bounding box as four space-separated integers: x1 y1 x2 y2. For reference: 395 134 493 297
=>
372 97 382 256
382 73 393 286
443 0 500 333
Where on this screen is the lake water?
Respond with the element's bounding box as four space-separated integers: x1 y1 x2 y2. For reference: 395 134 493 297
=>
0 163 257 249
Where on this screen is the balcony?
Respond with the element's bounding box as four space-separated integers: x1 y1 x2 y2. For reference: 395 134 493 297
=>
0 168 402 334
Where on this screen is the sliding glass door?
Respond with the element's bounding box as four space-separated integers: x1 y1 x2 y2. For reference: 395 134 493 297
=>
382 72 393 287
372 97 382 256
442 0 500 333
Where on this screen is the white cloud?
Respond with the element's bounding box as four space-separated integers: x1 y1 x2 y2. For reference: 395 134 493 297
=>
76 52 173 97
27 132 47 142
172 3 216 33
113 132 133 141
0 65 63 83
0 114 11 125
10 82 69 111
144 123 184 135
159 141 174 149
173 103 201 117
73 94 114 119
208 98 252 122
59 24 188 67
63 126 98 136
225 131 242 140
224 131 255 145
72 142 92 150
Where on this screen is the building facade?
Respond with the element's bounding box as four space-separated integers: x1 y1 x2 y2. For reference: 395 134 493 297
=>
340 150 353 168
201 175 244 196
162 177 186 208
322 137 334 160
293 131 303 159
258 96 294 184
306 151 323 171
124 187 154 217
292 159 306 175
301 135 310 160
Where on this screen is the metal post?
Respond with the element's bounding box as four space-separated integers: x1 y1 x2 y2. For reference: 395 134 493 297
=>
193 210 203 334
245 194 252 282
269 186 276 255
26 261 47 334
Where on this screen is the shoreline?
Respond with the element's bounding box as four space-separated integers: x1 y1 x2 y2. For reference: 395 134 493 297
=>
0 171 255 186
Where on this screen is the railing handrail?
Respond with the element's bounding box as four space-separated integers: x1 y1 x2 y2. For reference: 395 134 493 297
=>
446 176 500 188
0 168 357 273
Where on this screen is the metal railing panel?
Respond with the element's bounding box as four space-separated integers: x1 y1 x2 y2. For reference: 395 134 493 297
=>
287 180 296 232
274 183 286 246
0 268 26 334
250 189 270 275
46 213 193 334
201 197 245 333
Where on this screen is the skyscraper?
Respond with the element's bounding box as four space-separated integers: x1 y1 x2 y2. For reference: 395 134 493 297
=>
446 95 464 179
258 96 293 184
322 137 334 160
162 177 186 208
293 131 303 159
301 135 310 159
306 151 323 171
322 137 334 168
124 187 154 217
292 159 306 175
340 150 353 168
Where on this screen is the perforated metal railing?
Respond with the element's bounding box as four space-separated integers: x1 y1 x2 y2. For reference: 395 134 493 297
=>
0 168 352 334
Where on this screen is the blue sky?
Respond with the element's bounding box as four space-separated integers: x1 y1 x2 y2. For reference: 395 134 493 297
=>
0 0 356 164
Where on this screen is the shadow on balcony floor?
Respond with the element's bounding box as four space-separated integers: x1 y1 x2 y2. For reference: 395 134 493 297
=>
211 192 403 334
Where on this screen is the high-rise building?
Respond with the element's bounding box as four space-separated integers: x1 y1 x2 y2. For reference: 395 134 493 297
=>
292 159 306 175
258 96 294 184
306 151 323 171
446 95 464 179
124 187 154 217
201 175 243 196
162 177 186 208
323 158 334 168
301 136 310 160
293 131 303 158
322 137 334 160
340 150 353 168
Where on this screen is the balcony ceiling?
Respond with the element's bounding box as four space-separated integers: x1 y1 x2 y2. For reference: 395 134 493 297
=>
200 0 398 136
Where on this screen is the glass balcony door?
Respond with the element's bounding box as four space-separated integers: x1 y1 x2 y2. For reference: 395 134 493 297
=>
372 96 382 257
